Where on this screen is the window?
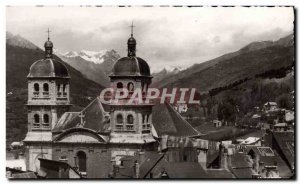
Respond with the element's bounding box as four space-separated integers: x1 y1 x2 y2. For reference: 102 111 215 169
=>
33 83 39 97
143 83 148 93
127 82 134 92
63 84 67 96
117 114 123 124
142 114 151 133
43 114 49 128
141 82 145 92
57 84 61 96
116 114 123 131
126 114 134 130
127 115 134 124
43 83 49 96
76 151 87 173
117 82 123 89
43 83 49 91
33 114 40 128
142 114 145 124
34 83 39 91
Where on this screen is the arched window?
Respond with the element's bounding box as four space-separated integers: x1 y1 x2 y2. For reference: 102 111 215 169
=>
117 82 123 89
142 114 145 124
142 114 151 133
116 114 123 131
34 83 39 91
62 84 67 97
43 114 49 127
57 84 61 92
127 114 134 124
127 82 134 92
126 114 134 131
43 83 49 92
116 114 123 124
76 151 87 173
33 114 40 128
144 83 148 92
141 82 145 92
34 114 39 123
63 84 67 93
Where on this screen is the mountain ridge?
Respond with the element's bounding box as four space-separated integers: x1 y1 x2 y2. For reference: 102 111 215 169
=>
152 33 294 92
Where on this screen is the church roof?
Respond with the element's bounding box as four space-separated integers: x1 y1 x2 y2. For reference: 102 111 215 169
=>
53 97 110 133
111 56 151 77
53 97 198 138
27 58 69 78
152 101 199 137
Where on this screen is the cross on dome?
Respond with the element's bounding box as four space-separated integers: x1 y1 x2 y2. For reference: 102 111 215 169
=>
129 21 135 37
46 28 51 41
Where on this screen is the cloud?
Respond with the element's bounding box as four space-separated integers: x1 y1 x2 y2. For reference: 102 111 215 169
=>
6 6 294 72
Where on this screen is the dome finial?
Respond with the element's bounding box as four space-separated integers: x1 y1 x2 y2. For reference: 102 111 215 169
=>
44 28 53 59
127 22 136 57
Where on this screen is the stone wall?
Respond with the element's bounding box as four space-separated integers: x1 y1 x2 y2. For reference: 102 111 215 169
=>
52 144 112 178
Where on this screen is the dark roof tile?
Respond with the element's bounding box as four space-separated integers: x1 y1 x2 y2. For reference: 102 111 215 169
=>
28 58 69 78
152 102 199 137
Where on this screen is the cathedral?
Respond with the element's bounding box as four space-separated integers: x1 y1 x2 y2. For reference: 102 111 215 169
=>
23 27 207 178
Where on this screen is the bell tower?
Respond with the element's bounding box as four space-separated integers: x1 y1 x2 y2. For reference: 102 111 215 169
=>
24 29 71 171
109 23 155 144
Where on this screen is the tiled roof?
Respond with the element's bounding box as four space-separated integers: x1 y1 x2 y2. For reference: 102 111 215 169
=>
54 98 198 140
231 153 252 169
272 131 294 170
163 162 208 178
111 57 151 77
117 152 164 178
206 150 219 167
139 153 165 178
38 158 82 178
259 152 293 178
28 58 69 78
11 172 38 179
53 97 110 133
231 168 254 178
23 132 52 142
205 169 234 178
152 102 199 137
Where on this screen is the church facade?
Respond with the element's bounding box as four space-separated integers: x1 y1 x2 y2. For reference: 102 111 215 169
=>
23 28 200 178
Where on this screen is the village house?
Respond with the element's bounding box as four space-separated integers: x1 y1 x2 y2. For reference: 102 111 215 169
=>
263 102 278 112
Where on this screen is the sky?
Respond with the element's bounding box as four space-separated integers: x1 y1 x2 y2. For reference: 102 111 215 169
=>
6 6 294 72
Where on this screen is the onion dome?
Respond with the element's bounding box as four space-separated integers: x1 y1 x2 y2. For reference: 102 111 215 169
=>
44 40 53 48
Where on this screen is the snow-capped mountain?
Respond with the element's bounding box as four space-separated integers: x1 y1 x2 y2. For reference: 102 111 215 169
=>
55 49 120 87
151 66 185 85
56 49 114 64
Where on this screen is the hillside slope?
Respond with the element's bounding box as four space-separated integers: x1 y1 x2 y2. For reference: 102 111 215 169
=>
154 34 294 93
